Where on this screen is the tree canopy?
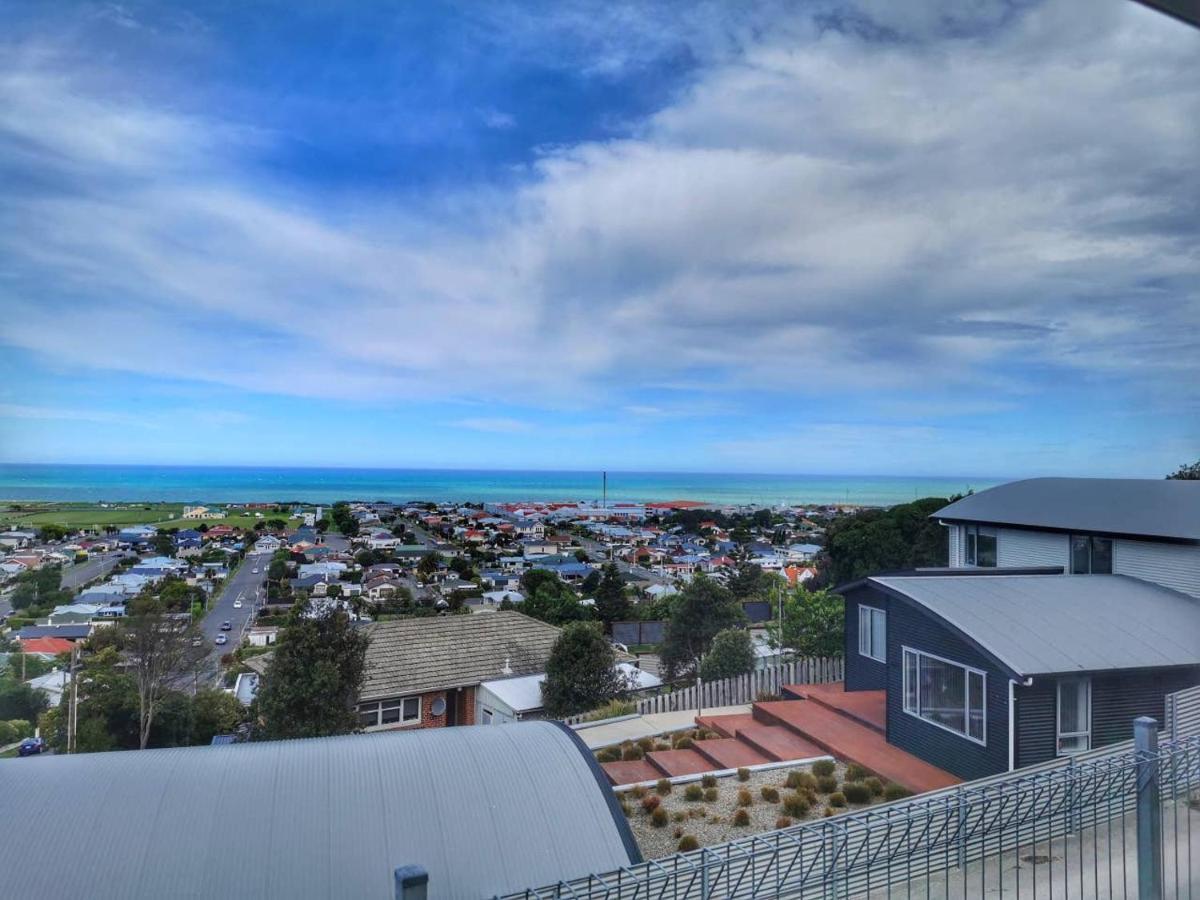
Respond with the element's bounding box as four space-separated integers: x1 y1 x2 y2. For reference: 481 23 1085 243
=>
593 563 629 627
541 622 625 717
521 577 592 626
698 628 755 681
1168 460 1200 480
822 497 949 586
767 586 845 657
659 574 747 679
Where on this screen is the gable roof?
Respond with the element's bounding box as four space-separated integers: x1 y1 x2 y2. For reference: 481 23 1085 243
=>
360 611 563 701
870 573 1200 678
19 637 75 655
934 477 1200 542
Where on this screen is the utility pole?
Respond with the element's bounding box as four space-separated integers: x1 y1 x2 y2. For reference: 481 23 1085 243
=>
67 643 79 754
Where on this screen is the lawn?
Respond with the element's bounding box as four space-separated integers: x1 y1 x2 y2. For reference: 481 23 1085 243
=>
0 502 302 533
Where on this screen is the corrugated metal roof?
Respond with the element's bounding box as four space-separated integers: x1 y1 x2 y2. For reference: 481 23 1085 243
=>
481 664 661 714
934 477 1200 541
0 721 636 898
872 574 1200 677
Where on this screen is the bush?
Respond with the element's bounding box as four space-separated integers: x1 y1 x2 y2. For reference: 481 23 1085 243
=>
629 785 647 799
737 767 751 782
787 771 817 792
812 759 836 778
678 835 699 852
883 783 914 801
760 786 780 803
579 698 636 722
732 808 750 826
865 777 884 796
701 774 717 788
829 792 847 808
823 806 835 817
596 747 620 763
621 744 644 761
704 787 718 802
620 800 631 817
842 782 871 804
816 775 839 793
684 784 704 802
655 741 672 751
655 778 672 796
737 788 753 807
845 762 873 781
636 737 655 752
775 816 793 829
756 691 782 702
782 792 811 818
674 736 695 750
650 808 669 828
672 811 686 823
641 795 661 813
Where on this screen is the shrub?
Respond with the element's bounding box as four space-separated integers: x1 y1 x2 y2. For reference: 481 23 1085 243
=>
842 782 872 804
651 808 669 828
619 801 631 817
636 737 655 752
823 806 835 817
812 759 836 778
760 786 780 803
782 792 811 818
787 771 817 792
673 826 684 838
596 747 620 763
678 835 699 852
732 808 750 826
641 794 661 813
655 778 672 796
775 816 793 829
621 745 644 761
845 762 873 781
629 785 647 799
737 788 753 807
829 792 847 808
704 787 718 802
737 767 751 782
865 777 884 796
684 784 704 802
672 811 686 822
674 736 695 750
756 691 782 702
816 775 839 793
883 783 914 801
701 774 717 788
580 698 636 722
656 741 672 751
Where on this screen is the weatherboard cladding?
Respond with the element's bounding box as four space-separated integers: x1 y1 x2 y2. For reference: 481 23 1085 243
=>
842 585 886 691
0 722 636 899
996 527 1069 569
870 574 1200 677
1114 537 1200 599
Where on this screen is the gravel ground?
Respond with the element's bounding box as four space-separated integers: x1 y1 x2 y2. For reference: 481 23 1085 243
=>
622 760 891 858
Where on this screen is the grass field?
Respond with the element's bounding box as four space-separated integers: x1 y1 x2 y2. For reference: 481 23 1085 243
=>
0 502 304 532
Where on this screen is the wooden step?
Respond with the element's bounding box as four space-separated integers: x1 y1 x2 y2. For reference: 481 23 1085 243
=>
645 748 714 777
693 737 770 770
696 713 756 739
600 759 659 785
733 723 825 762
783 683 885 733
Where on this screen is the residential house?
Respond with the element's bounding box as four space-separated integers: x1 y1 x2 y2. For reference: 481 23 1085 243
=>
254 534 284 553
27 669 69 707
839 477 1200 781
18 636 76 656
476 663 661 725
117 525 157 544
182 506 224 520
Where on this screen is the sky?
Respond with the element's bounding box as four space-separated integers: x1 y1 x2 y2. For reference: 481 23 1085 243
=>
0 0 1197 477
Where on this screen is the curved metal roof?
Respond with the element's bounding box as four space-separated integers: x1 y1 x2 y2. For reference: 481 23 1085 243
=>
0 721 637 899
934 477 1200 542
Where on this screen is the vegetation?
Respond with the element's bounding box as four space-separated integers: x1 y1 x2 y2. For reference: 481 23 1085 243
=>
684 784 703 802
786 771 817 792
775 816 793 829
677 835 699 852
864 776 884 796
640 794 661 812
655 778 672 795
845 762 872 781
579 697 636 722
698 628 756 681
736 788 753 807
541 622 626 717
736 766 750 782
1168 459 1200 480
816 775 839 793
123 596 209 748
659 574 747 679
594 563 630 627
828 791 847 808
822 497 950 586
703 787 718 802
650 807 669 827
883 783 914 801
732 808 750 826
767 586 844 657
760 786 780 803
842 782 871 804
701 774 717 788
811 759 836 777
782 792 811 817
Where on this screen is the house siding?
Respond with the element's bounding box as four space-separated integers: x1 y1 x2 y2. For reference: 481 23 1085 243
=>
997 528 1069 568
842 586 887 691
948 524 964 567
1114 539 1200 599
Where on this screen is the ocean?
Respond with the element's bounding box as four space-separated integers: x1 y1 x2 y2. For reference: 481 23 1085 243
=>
0 464 999 507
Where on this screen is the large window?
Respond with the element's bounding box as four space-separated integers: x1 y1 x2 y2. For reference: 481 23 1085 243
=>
902 647 986 744
858 605 886 662
1057 677 1091 755
964 525 997 567
1070 535 1112 574
358 696 420 729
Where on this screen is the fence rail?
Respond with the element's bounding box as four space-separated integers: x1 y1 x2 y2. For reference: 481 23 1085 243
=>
496 724 1200 900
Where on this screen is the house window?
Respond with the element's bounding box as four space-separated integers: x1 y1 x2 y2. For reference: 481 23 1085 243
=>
964 525 997 567
858 605 886 662
358 696 421 728
1070 536 1112 575
902 647 986 744
1057 677 1091 755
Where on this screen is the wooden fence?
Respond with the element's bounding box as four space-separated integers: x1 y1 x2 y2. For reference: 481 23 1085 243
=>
632 657 844 715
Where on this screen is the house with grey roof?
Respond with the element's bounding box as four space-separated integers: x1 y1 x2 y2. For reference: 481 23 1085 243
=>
837 477 1200 781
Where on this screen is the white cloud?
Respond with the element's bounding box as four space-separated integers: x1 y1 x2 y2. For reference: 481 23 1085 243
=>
449 417 535 433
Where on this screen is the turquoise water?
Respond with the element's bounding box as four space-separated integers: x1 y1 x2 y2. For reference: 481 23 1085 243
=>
0 464 999 507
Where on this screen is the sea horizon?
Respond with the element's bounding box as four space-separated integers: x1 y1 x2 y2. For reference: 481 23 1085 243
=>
0 463 1003 508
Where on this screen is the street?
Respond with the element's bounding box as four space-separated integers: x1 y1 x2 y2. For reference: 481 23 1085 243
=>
197 552 269 678
573 533 674 588
61 551 123 591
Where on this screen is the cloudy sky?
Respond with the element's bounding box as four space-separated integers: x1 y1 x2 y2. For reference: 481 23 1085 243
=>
0 0 1197 476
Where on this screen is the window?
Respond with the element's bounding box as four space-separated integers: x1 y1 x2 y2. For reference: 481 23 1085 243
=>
1070 536 1112 574
858 605 886 662
902 647 986 744
481 707 494 725
1057 677 1091 755
964 525 997 567
358 696 421 728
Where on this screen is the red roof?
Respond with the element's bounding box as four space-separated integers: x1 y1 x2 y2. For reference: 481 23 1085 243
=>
20 637 75 655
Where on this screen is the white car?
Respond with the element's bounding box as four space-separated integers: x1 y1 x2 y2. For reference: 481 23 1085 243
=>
252 568 259 575
214 634 228 646
233 599 243 609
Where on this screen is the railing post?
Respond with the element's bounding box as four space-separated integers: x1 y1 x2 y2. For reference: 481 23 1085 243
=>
394 865 428 900
1134 716 1163 900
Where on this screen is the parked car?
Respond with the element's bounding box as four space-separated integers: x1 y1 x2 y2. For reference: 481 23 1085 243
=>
220 621 232 631
233 599 243 609
214 634 228 646
18 737 47 757
191 636 203 648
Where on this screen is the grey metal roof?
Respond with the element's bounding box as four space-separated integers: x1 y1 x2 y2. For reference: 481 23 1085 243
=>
0 721 636 899
934 477 1200 541
871 574 1200 677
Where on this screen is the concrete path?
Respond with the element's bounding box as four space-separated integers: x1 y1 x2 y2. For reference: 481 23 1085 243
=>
577 704 752 749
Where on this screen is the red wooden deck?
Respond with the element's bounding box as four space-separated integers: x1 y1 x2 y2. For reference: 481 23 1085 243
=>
784 681 886 733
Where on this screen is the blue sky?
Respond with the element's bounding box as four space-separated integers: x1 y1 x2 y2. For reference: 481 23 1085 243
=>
0 0 1197 477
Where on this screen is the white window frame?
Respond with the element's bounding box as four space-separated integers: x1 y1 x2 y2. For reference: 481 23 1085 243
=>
964 525 998 568
858 605 886 662
358 696 422 730
901 646 987 746
1056 677 1091 756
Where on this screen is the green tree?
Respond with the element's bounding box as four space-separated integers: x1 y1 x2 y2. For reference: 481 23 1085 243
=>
124 597 208 749
1168 460 1200 480
267 559 289 582
659 574 746 679
699 628 755 681
254 607 369 740
417 552 442 580
0 679 48 724
726 563 775 600
594 563 629 628
541 622 626 717
767 587 845 657
190 689 246 745
38 524 69 542
580 570 602 595
519 568 559 595
152 532 175 558
522 579 591 626
823 497 950 586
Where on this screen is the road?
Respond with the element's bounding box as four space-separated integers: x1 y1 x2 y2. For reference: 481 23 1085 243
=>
61 551 123 592
574 534 674 588
197 552 269 677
